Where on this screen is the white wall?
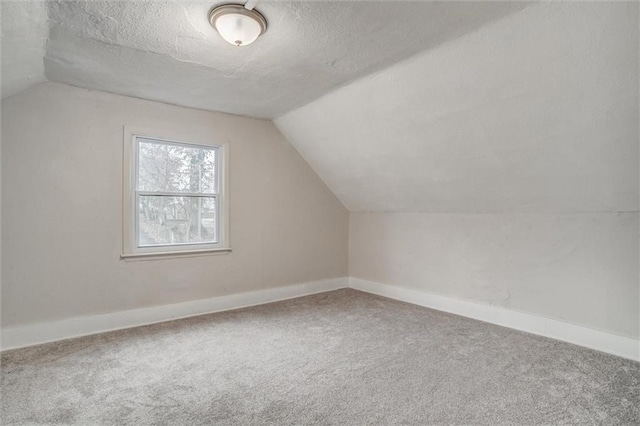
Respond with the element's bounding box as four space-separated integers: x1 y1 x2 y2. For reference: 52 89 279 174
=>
350 213 638 339
277 3 639 339
1 82 348 327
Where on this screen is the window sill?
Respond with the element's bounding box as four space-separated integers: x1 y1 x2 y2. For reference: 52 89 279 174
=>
120 248 232 261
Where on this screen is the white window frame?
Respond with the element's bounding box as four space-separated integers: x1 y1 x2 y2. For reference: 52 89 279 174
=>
121 126 230 260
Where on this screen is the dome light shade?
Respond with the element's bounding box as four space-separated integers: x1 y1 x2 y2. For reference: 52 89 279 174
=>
209 4 267 47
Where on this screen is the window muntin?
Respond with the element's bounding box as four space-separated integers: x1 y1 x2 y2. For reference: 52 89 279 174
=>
123 132 228 257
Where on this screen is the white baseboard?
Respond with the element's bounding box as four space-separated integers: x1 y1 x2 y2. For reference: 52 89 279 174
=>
4 276 638 362
349 278 640 362
1 277 348 351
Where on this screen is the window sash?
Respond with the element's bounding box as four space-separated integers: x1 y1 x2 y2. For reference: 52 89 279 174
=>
135 137 220 195
135 194 220 248
124 132 227 256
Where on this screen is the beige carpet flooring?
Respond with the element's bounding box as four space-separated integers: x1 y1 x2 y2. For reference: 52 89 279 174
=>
2 289 639 425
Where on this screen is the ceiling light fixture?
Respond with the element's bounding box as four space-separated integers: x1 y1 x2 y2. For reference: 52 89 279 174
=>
209 4 267 47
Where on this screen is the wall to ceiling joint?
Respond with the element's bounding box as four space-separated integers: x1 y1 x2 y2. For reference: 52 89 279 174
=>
0 1 48 99
276 2 640 339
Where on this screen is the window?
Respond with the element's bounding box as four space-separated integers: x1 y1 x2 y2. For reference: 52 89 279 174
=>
122 128 230 258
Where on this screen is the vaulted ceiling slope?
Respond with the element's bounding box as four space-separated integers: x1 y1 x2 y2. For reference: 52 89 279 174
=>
275 2 639 213
2 1 527 118
1 1 48 99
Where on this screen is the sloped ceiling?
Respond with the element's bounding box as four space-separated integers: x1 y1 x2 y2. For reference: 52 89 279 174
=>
2 0 528 118
275 2 639 213
3 2 636 215
1 1 48 99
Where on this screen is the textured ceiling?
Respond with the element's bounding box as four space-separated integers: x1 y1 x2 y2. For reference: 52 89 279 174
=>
2 0 527 118
1 1 48 99
6 2 634 216
276 2 639 213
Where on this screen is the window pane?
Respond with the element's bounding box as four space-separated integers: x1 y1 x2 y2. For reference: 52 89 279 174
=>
137 138 217 193
138 196 217 246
